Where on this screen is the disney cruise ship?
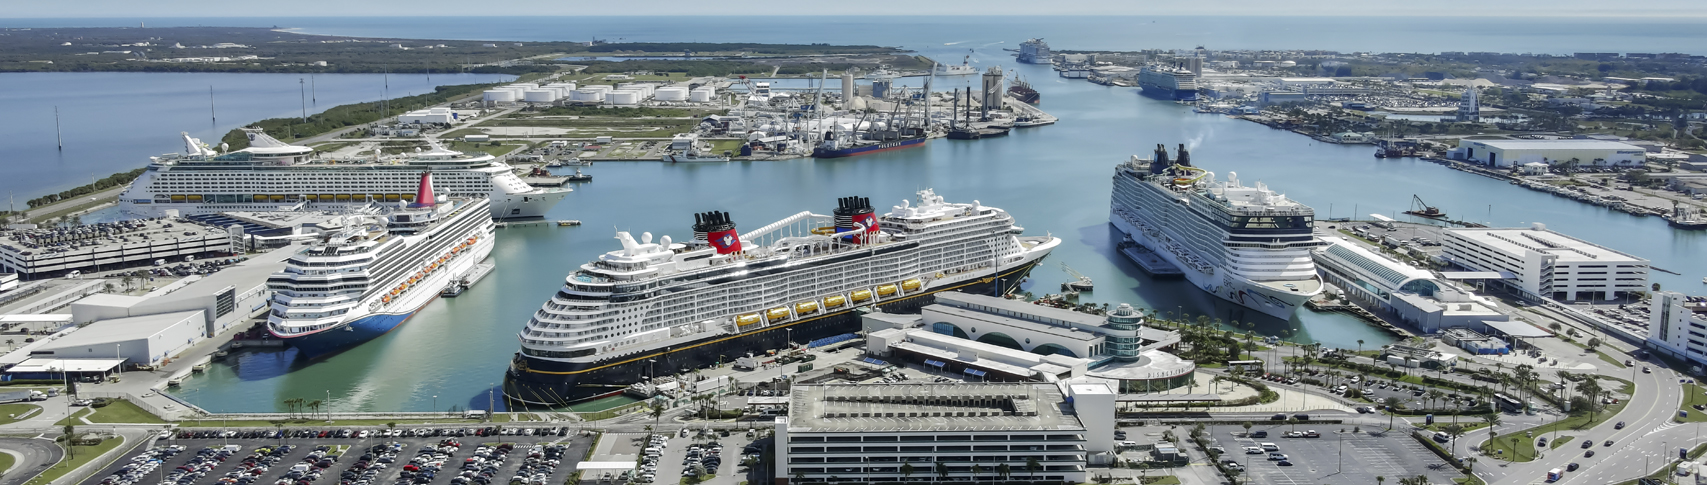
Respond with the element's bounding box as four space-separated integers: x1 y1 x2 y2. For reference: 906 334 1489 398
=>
1109 144 1324 319
503 190 1060 405
267 173 496 357
117 129 566 219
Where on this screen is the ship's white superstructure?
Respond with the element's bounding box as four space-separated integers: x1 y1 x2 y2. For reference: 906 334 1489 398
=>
266 178 495 356
504 190 1058 404
117 129 567 219
1109 144 1325 319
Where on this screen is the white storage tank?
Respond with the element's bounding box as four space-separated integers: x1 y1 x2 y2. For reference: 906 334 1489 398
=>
523 90 558 102
655 87 689 101
582 84 614 95
571 89 606 102
689 87 715 103
483 90 517 102
608 91 640 105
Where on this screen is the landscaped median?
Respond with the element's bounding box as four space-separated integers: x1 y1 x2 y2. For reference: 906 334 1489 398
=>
55 399 164 426
22 435 125 485
1677 382 1707 423
1477 398 1628 462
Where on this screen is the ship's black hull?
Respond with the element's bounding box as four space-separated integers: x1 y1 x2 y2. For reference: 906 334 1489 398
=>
501 258 1044 406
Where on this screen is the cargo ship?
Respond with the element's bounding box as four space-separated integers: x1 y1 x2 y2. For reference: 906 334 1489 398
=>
502 190 1060 405
1009 75 1041 105
267 173 496 357
1109 144 1325 319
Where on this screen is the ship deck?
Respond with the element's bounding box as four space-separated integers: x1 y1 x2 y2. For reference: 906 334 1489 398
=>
1251 275 1323 295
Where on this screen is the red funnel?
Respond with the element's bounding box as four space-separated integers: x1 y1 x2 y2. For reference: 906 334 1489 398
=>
412 172 435 207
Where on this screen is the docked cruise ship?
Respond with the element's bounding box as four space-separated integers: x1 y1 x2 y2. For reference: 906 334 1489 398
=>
1017 38 1052 65
1138 65 1199 101
117 130 567 220
267 173 496 357
1109 145 1324 319
503 190 1060 405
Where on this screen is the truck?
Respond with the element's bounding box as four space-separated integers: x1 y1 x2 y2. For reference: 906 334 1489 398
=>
1547 468 1562 482
0 390 47 403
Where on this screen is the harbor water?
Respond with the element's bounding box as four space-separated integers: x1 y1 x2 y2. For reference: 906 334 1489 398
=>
0 17 1699 412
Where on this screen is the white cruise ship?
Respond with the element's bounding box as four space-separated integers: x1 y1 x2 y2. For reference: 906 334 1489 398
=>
504 190 1060 405
117 130 567 220
1109 144 1324 319
266 173 496 357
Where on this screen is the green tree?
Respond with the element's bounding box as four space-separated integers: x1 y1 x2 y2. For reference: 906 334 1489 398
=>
935 461 950 480
1242 421 1254 437
62 424 75 459
1442 424 1467 457
1383 397 1402 429
996 463 1011 481
1026 457 1041 480
900 463 914 481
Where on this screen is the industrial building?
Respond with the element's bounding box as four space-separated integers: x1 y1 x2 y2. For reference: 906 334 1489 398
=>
774 381 1111 484
1451 139 1647 167
1312 237 1512 334
0 218 233 279
397 108 460 125
1441 224 1649 301
25 310 204 367
69 245 288 336
1646 291 1707 367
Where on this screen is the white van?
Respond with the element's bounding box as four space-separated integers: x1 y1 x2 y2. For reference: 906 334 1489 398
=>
1260 442 1279 452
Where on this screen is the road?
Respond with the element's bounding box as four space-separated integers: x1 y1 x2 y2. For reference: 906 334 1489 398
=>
1477 345 1685 484
0 438 64 485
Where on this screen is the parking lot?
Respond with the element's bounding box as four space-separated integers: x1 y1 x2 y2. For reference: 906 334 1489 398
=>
605 429 763 484
89 427 591 485
1207 424 1462 485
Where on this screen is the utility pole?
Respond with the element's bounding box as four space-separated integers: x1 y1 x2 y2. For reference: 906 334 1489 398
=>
311 74 316 105
300 78 308 122
209 86 217 137
54 106 63 151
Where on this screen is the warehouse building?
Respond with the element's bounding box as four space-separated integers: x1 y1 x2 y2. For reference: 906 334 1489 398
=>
774 381 1110 484
1452 139 1647 167
25 310 204 367
1313 237 1512 334
1441 223 1648 301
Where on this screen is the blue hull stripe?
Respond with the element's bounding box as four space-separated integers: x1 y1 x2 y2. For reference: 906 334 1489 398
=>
285 311 414 357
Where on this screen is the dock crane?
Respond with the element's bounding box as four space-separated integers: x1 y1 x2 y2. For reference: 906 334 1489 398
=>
1060 262 1093 291
1404 194 1447 219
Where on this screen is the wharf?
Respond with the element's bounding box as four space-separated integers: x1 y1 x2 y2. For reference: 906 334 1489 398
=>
461 261 495 288
1118 244 1183 276
1004 95 1058 126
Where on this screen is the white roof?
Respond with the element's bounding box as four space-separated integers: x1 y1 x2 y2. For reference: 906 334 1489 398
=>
39 311 202 349
574 462 637 471
1464 139 1642 151
0 314 71 323
1483 319 1552 338
8 357 125 373
1446 227 1647 264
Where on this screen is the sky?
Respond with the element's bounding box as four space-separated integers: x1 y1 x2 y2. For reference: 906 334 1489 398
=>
8 0 1706 18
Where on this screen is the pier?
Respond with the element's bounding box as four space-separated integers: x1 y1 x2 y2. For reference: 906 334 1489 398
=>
1118 244 1183 276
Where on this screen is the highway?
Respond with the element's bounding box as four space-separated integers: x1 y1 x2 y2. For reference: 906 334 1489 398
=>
1478 348 1689 484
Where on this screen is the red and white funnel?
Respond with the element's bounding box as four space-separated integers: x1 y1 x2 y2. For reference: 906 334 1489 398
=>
411 171 436 208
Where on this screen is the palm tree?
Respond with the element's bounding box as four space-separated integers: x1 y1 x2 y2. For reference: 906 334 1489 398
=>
1357 339 1365 354
1026 457 1041 480
1426 389 1445 411
62 424 75 460
307 399 322 419
935 461 950 481
996 463 1011 481
1576 378 1604 419
900 463 914 482
1383 397 1401 429
970 464 984 483
1442 424 1467 458
1508 436 1522 461
1377 476 1385 485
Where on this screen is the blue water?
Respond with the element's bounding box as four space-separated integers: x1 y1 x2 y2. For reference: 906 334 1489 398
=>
4 16 1702 411
0 72 513 199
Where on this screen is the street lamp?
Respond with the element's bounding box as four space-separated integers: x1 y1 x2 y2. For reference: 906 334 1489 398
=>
432 395 437 416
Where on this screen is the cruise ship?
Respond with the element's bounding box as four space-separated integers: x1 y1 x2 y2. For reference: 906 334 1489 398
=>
503 190 1060 405
117 130 568 220
1109 144 1324 319
1017 38 1052 65
267 173 496 357
1138 65 1199 101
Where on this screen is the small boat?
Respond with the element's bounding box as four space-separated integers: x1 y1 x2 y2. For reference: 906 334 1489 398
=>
566 168 593 181
167 379 183 387
557 220 582 227
440 282 466 297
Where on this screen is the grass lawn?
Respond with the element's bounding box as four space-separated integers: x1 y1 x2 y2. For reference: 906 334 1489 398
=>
83 400 165 424
1478 400 1628 463
1139 476 1181 485
1550 436 1574 449
23 436 125 485
707 139 743 155
443 141 525 158
1677 383 1707 423
1414 421 1489 433
0 451 13 476
0 404 41 424
54 409 91 426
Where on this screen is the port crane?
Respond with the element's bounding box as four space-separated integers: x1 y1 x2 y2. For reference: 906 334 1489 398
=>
1060 262 1093 291
1404 194 1447 219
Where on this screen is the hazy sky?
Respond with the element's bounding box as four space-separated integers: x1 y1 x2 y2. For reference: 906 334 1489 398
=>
10 0 1706 18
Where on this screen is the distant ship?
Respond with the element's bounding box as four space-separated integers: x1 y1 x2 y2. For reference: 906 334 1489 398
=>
1109 144 1325 319
503 190 1059 405
268 173 496 357
1009 74 1041 105
936 55 978 76
1138 65 1199 101
119 130 567 219
1017 38 1052 65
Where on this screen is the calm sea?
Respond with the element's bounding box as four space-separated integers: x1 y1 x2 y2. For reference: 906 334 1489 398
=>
1 16 1700 412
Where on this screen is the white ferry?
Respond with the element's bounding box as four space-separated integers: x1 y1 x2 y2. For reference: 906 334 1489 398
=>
117 130 567 220
503 190 1060 405
266 173 496 357
1110 144 1325 319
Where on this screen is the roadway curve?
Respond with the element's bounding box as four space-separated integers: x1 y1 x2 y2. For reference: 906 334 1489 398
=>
0 437 65 485
1481 352 1683 484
